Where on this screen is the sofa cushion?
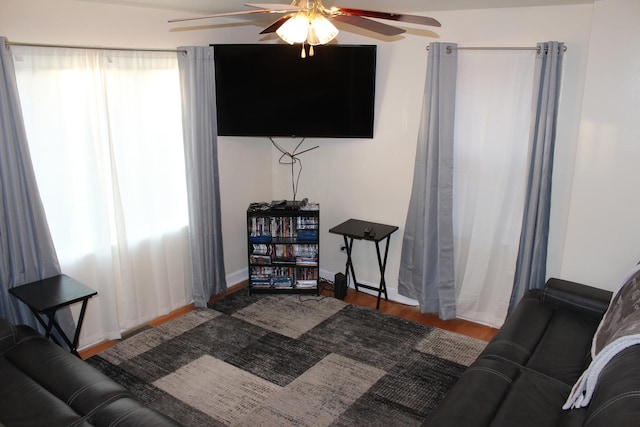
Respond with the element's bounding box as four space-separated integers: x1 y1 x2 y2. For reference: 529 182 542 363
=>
486 365 572 427
89 396 184 426
423 358 520 426
479 292 600 385
3 334 132 418
424 356 578 427
0 318 182 426
524 308 598 385
479 295 556 365
0 357 91 426
581 345 640 426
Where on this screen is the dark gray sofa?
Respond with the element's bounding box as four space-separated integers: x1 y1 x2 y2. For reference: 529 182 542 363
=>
425 278 640 426
0 316 181 426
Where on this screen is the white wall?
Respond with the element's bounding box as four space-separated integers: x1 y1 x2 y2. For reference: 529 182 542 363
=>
560 0 640 291
274 4 595 303
2 0 638 333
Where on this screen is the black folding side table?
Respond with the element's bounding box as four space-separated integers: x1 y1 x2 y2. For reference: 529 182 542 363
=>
329 219 399 309
9 274 97 357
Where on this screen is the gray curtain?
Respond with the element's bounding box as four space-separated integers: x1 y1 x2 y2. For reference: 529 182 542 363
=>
509 41 565 311
399 42 458 320
177 46 227 307
0 37 62 328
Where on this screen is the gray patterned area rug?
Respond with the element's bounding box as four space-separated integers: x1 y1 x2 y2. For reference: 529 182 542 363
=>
87 289 487 426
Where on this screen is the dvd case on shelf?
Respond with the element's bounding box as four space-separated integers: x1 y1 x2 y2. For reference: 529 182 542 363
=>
247 203 319 295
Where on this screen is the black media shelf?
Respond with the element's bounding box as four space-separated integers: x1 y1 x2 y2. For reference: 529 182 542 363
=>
247 202 319 295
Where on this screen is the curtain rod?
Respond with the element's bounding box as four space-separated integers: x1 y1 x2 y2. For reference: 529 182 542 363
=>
426 45 567 53
5 40 187 55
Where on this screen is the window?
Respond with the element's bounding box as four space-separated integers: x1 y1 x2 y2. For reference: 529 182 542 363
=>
13 47 191 343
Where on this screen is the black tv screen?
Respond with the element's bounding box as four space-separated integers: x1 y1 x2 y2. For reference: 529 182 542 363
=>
213 44 376 138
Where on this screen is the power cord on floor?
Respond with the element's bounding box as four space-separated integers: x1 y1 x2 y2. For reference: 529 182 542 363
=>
296 278 335 303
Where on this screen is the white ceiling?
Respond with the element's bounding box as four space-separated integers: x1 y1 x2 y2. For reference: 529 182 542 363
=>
77 0 594 15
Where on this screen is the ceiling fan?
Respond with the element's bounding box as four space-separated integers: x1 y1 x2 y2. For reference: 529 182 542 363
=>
169 1 441 57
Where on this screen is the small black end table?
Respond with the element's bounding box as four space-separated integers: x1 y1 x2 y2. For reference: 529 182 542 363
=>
9 274 97 357
329 219 399 309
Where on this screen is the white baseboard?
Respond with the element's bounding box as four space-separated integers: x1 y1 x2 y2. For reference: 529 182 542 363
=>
226 268 248 288
319 268 419 307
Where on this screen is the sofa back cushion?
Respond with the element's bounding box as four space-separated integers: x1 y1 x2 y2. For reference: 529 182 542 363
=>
479 292 599 385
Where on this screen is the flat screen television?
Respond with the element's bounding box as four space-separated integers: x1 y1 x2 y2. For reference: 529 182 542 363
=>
213 44 376 138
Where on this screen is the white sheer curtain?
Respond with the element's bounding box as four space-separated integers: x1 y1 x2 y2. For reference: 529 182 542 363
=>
453 50 536 328
12 46 191 345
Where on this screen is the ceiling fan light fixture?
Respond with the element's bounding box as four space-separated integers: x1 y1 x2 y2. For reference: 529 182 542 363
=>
276 13 309 44
307 15 338 45
169 1 442 43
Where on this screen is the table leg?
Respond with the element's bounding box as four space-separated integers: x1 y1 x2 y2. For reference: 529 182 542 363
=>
71 299 91 355
374 236 392 309
343 236 359 292
46 312 78 356
38 300 91 358
30 309 62 347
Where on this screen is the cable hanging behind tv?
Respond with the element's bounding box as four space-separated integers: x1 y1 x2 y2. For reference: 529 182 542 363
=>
212 44 377 138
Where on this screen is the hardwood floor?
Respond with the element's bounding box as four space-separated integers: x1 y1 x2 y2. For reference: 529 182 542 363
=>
318 282 498 342
79 281 498 359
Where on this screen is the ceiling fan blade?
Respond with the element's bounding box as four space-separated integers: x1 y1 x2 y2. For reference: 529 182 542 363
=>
260 15 292 34
169 9 278 23
332 14 405 36
336 7 441 27
245 3 303 11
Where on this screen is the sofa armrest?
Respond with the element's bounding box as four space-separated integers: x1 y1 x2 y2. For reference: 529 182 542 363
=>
0 317 18 353
540 278 612 319
0 317 44 354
